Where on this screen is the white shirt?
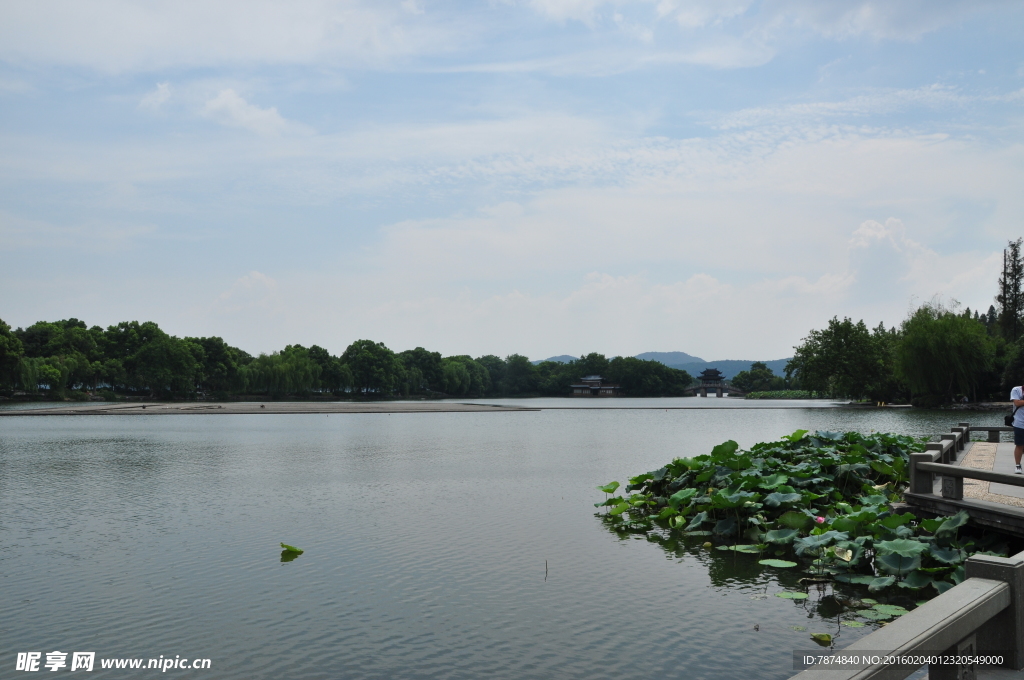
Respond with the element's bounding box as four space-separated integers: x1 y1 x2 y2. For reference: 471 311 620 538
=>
1012 386 1024 428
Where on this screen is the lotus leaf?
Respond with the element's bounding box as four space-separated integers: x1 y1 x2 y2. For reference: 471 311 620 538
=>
875 553 921 576
868 576 896 593
686 511 708 531
842 621 866 627
951 565 965 585
776 592 809 599
875 539 929 558
713 517 738 536
757 473 789 489
765 528 800 544
858 609 892 621
919 518 944 534
280 543 303 554
717 544 761 553
898 570 934 590
683 530 712 536
783 430 808 443
710 440 740 460
609 502 630 516
935 510 970 537
764 492 803 508
880 513 915 530
789 625 807 631
830 517 859 533
873 604 907 616
778 511 812 531
668 488 697 508
794 531 847 556
810 633 832 645
932 580 954 594
759 558 798 568
597 481 620 494
929 547 965 565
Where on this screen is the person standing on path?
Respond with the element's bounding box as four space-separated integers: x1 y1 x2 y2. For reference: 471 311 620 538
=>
1012 385 1024 473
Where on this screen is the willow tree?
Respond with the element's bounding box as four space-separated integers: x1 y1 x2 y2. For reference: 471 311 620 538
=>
894 303 993 404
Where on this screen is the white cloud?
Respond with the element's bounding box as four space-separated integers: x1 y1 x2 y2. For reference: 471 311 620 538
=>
139 82 171 111
201 89 302 136
213 271 282 315
0 0 455 73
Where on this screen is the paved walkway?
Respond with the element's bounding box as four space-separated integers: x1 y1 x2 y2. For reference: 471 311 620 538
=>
959 441 1024 508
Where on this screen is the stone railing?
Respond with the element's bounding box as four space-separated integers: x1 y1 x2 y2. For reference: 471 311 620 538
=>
788 549 1024 679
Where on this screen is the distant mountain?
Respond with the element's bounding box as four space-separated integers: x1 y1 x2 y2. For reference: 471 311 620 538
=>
633 351 705 365
532 355 578 365
667 359 791 380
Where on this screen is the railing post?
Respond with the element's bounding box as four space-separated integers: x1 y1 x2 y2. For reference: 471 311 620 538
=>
941 434 957 462
951 426 967 451
910 452 934 494
965 552 1024 669
989 429 1001 443
926 441 945 466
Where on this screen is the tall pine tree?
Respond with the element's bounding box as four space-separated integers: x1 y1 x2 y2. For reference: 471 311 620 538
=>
997 238 1024 341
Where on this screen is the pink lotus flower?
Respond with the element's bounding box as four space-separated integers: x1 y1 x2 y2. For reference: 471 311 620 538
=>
815 516 826 524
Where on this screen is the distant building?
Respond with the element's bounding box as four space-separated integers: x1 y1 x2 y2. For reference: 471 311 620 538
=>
697 368 725 397
570 375 622 397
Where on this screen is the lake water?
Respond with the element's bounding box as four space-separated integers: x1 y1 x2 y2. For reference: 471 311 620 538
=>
0 401 1007 679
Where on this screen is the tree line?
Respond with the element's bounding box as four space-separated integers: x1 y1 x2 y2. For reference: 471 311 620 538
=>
784 238 1024 406
0 320 693 399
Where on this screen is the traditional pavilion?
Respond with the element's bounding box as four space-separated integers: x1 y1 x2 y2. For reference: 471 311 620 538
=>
697 368 725 397
570 375 622 397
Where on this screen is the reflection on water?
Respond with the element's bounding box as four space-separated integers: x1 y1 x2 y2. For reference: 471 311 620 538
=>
0 406 1007 679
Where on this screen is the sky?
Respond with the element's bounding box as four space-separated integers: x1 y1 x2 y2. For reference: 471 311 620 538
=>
1 0 1023 361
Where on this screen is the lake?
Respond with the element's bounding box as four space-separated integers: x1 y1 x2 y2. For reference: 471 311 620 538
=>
0 400 1007 679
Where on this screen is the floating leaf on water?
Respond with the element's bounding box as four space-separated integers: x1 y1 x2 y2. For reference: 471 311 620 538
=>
280 543 303 554
759 559 797 568
789 625 807 631
873 604 907 616
859 598 877 605
858 609 892 621
684 530 712 536
842 621 866 627
776 592 809 599
810 633 833 645
716 544 760 553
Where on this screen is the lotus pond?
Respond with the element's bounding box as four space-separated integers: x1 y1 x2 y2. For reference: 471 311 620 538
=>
0 402 1015 679
596 428 1019 645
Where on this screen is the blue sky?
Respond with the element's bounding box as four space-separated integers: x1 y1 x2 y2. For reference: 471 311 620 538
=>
1 0 1023 360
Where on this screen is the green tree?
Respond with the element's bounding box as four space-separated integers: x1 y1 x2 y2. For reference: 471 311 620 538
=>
0 319 25 390
341 340 404 396
605 356 692 396
133 333 200 397
894 303 994 405
398 347 443 393
786 317 885 399
730 362 785 393
502 354 538 395
997 238 1024 341
475 355 507 396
